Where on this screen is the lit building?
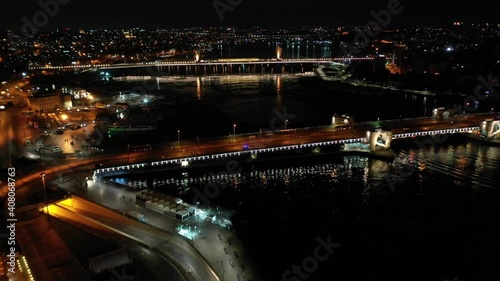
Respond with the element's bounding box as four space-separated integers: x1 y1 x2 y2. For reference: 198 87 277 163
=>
123 31 136 39
62 93 73 109
432 107 458 118
480 119 500 139
332 114 353 129
27 90 61 112
62 86 88 99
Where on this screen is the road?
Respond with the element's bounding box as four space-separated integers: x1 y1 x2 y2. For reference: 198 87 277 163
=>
3 112 492 191
8 165 189 281
48 197 219 281
98 113 491 168
54 170 262 281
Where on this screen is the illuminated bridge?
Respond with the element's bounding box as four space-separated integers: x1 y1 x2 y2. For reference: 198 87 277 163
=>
93 126 479 179
28 57 375 71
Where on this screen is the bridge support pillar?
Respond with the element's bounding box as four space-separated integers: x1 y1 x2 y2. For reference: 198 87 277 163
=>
367 130 393 152
480 119 500 139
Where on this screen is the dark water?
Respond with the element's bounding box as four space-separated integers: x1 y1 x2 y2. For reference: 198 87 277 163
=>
96 73 478 148
110 135 500 281
92 41 498 147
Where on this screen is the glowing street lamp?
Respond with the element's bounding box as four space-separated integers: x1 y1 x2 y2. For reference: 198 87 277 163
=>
177 130 180 143
233 124 236 137
40 173 49 216
60 114 68 121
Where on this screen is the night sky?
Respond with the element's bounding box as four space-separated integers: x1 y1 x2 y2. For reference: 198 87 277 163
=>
1 0 499 29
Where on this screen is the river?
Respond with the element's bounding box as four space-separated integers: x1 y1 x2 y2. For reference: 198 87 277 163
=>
90 71 477 149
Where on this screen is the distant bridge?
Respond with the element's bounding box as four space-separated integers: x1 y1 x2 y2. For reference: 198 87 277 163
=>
28 57 375 71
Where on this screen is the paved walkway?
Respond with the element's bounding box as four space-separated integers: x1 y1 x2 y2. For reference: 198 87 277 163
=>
54 171 262 281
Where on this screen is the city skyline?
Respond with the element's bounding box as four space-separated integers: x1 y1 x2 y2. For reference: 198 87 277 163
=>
2 1 500 280
1 0 500 30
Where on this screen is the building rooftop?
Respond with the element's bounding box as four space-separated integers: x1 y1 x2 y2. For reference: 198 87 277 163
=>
31 88 60 97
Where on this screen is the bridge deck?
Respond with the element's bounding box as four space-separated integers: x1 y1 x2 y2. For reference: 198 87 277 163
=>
29 57 375 70
94 126 479 178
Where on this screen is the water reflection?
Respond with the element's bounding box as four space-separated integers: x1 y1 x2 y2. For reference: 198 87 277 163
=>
196 76 201 100
110 139 500 281
114 141 500 197
113 72 435 124
110 156 390 197
392 139 500 189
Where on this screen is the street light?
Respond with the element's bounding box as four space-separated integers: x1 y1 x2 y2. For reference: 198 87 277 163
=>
177 130 180 143
233 124 236 137
40 173 49 216
285 119 288 130
60 114 68 123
